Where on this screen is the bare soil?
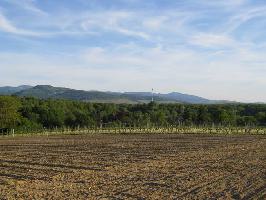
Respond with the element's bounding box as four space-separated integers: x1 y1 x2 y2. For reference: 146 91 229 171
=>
0 134 265 200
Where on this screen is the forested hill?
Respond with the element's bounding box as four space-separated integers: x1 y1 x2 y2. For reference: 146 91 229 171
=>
0 85 32 95
0 85 234 104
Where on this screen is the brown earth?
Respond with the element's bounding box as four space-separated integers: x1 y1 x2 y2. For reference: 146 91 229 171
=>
0 134 265 200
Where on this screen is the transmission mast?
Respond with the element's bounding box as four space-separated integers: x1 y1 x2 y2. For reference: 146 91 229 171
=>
151 88 154 102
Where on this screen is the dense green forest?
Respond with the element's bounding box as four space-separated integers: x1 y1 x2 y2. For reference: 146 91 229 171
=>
0 96 266 131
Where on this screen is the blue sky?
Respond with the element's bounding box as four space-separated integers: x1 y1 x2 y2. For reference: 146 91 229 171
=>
0 0 266 102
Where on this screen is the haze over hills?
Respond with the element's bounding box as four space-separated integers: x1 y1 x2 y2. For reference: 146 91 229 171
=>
0 85 32 95
0 85 236 104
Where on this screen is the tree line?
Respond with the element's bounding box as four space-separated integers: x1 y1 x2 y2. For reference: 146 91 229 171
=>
0 96 266 131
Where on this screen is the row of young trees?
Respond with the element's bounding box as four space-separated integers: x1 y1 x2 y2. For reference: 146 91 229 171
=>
0 96 266 131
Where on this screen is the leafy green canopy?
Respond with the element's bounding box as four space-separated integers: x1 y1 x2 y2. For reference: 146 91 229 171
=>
0 96 21 128
0 96 266 130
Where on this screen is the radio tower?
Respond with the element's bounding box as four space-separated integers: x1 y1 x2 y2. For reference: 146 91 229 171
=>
151 88 154 102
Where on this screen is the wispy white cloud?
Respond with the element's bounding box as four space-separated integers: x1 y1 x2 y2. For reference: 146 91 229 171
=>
2 0 47 16
197 0 247 8
80 11 150 40
0 12 40 36
224 6 266 34
142 16 168 30
0 12 17 33
190 33 235 48
0 11 97 37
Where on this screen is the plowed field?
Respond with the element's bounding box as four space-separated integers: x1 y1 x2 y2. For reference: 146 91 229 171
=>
0 134 265 199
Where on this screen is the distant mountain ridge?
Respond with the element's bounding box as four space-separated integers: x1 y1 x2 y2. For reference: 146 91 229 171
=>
0 85 235 104
0 85 32 95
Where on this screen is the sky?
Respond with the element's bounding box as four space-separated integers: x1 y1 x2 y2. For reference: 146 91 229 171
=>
0 0 266 102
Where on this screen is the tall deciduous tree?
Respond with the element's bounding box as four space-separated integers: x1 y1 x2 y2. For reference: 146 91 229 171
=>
0 96 21 128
